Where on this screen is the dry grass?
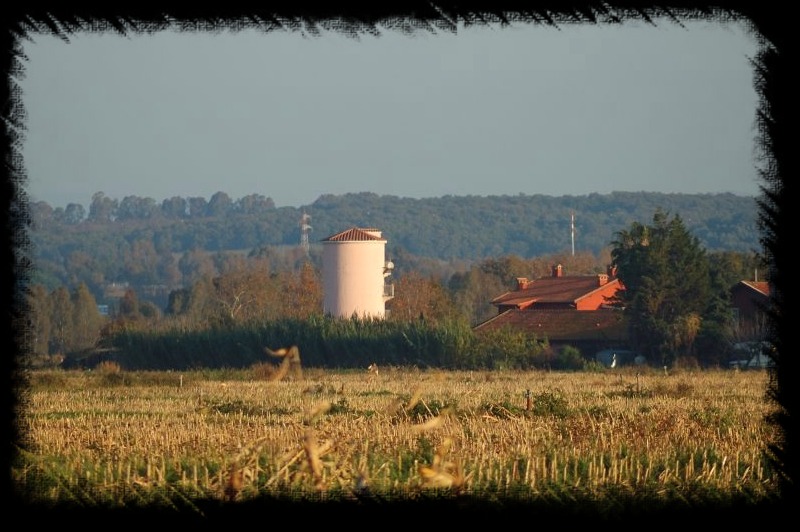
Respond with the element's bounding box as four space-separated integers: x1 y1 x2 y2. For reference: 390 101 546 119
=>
15 365 779 504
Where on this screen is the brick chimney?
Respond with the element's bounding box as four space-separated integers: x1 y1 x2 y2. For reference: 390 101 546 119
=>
516 277 529 290
597 273 609 286
552 264 563 278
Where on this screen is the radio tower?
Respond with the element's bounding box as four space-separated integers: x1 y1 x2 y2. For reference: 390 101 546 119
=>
570 211 575 256
299 212 312 255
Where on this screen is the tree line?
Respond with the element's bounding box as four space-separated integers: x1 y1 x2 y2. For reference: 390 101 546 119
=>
27 190 760 309
22 207 765 370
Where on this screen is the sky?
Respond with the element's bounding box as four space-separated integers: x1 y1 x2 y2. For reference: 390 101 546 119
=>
17 17 763 210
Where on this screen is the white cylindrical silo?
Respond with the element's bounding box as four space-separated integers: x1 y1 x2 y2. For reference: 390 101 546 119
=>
322 227 392 319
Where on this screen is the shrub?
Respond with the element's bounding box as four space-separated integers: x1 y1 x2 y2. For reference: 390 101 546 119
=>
94 360 125 386
96 360 122 375
552 346 584 371
251 361 280 381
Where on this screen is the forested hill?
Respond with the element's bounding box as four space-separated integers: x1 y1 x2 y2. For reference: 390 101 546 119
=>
309 191 760 258
28 190 761 292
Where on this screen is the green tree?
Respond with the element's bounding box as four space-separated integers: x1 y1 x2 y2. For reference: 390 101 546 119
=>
179 248 217 286
26 284 53 361
156 247 182 288
211 268 262 324
87 192 118 223
707 250 766 289
161 196 188 219
117 195 161 221
694 288 735 367
30 201 56 229
139 301 162 321
478 255 530 287
118 287 141 319
63 203 86 225
71 282 104 352
48 286 73 355
610 210 712 366
187 196 208 218
448 267 507 325
206 191 233 218
389 270 456 325
123 238 160 285
184 276 222 328
692 251 766 367
236 193 275 214
282 260 323 320
166 288 191 316
64 250 104 294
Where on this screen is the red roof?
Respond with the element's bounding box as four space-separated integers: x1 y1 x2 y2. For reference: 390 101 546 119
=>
322 227 386 242
739 280 770 297
491 275 623 309
474 308 628 342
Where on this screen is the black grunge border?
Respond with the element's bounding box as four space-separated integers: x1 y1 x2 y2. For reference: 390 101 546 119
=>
3 1 794 525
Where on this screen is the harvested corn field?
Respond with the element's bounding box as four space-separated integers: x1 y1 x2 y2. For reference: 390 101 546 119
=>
15 364 780 511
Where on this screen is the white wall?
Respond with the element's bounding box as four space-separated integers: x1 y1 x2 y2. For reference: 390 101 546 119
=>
322 230 388 319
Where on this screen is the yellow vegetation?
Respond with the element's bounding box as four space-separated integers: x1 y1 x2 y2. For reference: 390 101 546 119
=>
16 366 779 502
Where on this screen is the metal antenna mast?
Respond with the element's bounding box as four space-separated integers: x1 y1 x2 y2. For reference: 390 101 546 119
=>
299 212 312 255
571 211 575 256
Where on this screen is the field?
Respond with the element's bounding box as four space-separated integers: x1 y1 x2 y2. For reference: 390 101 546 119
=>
13 363 782 520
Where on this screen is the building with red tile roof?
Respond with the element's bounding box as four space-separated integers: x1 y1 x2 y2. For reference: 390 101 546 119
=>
474 264 628 356
490 264 623 312
730 279 770 342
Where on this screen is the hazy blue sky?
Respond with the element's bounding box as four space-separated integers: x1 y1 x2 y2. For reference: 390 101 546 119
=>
18 18 762 210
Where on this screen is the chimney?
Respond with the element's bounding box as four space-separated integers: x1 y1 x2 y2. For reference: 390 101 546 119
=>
552 264 563 278
597 273 609 286
516 277 529 290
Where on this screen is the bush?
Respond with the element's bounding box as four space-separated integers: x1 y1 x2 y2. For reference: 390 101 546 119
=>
251 361 284 381
94 360 125 386
552 345 584 371
673 356 701 371
96 360 122 375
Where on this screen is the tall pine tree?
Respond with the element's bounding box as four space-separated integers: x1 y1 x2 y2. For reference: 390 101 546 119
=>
611 210 713 366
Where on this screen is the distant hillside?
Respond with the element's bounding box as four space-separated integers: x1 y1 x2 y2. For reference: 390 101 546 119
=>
27 191 762 296
308 191 761 259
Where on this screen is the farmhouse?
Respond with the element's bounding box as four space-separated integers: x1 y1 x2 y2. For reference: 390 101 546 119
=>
474 263 774 367
728 278 773 368
473 264 627 356
730 279 770 343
